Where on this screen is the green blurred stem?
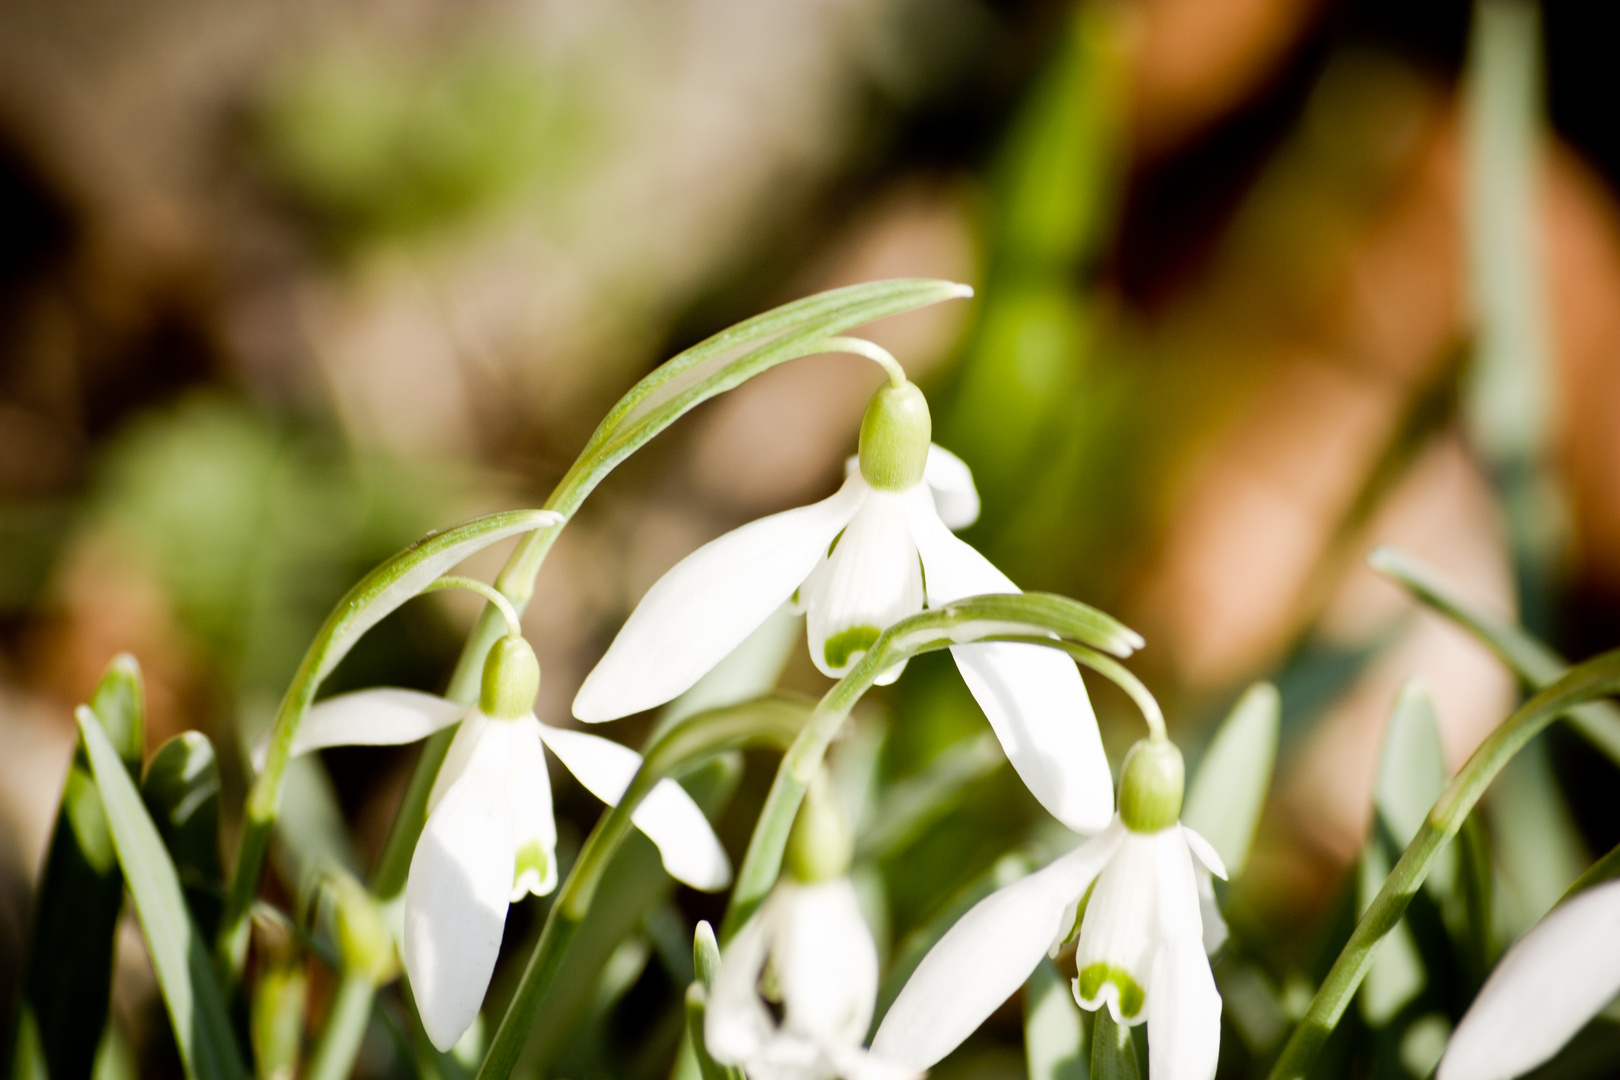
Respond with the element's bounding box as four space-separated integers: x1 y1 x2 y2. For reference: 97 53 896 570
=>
1266 646 1620 1080
305 973 376 1080
1370 545 1620 766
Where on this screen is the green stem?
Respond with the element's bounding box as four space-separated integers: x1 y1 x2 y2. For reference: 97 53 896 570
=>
421 577 521 636
305 973 374 1080
1266 646 1620 1080
816 337 908 387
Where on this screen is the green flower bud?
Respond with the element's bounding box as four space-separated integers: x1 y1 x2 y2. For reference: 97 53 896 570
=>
1118 739 1185 834
332 874 398 985
480 634 540 720
858 381 931 491
783 779 852 883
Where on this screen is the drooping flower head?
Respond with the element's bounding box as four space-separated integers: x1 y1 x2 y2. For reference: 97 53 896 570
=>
706 780 917 1080
281 634 731 1051
575 374 1125 835
871 739 1225 1080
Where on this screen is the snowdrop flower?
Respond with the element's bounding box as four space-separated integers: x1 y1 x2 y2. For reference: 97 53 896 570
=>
706 782 917 1080
1438 877 1620 1080
872 740 1225 1080
287 634 731 1050
576 377 1121 834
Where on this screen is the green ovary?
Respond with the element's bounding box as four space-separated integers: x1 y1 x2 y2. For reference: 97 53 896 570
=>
1076 963 1145 1020
824 626 880 669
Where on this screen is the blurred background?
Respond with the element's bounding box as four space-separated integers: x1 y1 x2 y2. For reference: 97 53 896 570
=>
2 0 1619 1076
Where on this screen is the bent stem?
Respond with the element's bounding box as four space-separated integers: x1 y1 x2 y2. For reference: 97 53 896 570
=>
1266 646 1620 1080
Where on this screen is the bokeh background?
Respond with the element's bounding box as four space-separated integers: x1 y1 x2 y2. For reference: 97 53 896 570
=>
2 0 1619 1077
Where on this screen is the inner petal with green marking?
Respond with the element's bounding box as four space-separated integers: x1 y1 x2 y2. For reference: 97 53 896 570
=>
1076 962 1145 1021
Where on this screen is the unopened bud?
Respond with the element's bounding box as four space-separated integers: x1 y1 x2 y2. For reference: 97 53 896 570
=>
1118 739 1184 834
858 382 931 491
480 634 540 720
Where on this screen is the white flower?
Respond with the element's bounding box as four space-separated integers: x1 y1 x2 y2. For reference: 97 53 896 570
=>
1438 877 1620 1080
574 381 1120 835
871 742 1225 1080
286 637 731 1051
706 879 918 1080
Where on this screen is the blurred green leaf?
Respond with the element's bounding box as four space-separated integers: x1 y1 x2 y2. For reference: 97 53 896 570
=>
1026 958 1087 1080
1487 741 1587 935
1356 841 1424 1028
142 732 224 941
1088 1008 1138 1080
251 953 308 1080
17 655 144 1080
75 705 249 1080
1369 545 1620 767
1183 682 1279 879
1372 679 1455 897
858 732 1003 864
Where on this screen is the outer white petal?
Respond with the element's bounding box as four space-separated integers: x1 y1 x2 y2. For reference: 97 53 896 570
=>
872 828 1124 1069
1438 878 1620 1080
908 487 1111 832
262 689 465 769
403 725 515 1051
428 709 494 814
705 900 778 1065
574 477 865 722
923 444 980 530
536 723 731 891
804 490 924 680
1147 937 1222 1080
828 1045 924 1080
1182 827 1229 881
774 880 878 1046
504 716 558 899
1155 829 1205 945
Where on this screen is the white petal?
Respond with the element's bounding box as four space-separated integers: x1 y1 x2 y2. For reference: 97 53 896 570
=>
923 444 980 530
574 477 865 722
907 490 1112 833
706 900 778 1065
1182 826 1229 881
272 689 465 767
1438 878 1620 1080
828 1045 924 1080
871 829 1124 1070
804 490 923 680
428 709 494 815
1147 937 1222 1080
774 880 878 1047
1195 866 1229 956
536 723 731 890
1155 830 1205 945
1075 832 1163 1025
403 728 515 1051
504 717 558 899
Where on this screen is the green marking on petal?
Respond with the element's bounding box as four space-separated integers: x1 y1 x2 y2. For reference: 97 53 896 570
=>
1059 877 1099 950
824 626 881 670
1076 962 1145 1020
513 839 557 898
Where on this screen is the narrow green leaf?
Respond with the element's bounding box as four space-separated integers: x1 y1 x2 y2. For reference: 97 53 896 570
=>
1369 545 1620 766
142 733 224 941
1183 682 1279 879
18 655 144 1080
1372 679 1456 897
570 280 972 491
1088 1008 1139 1080
1026 958 1088 1080
76 708 249 1080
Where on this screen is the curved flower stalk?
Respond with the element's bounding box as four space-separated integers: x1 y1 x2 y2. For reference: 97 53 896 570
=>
575 371 1128 835
287 634 731 1050
707 781 916 1080
1438 877 1620 1080
872 740 1226 1080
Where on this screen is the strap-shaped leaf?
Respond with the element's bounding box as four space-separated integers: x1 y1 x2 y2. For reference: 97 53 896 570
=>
1089 1007 1139 1080
1026 958 1088 1080
560 280 972 504
1183 682 1279 880
142 732 224 941
17 655 144 1080
77 708 249 1080
1369 545 1620 766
